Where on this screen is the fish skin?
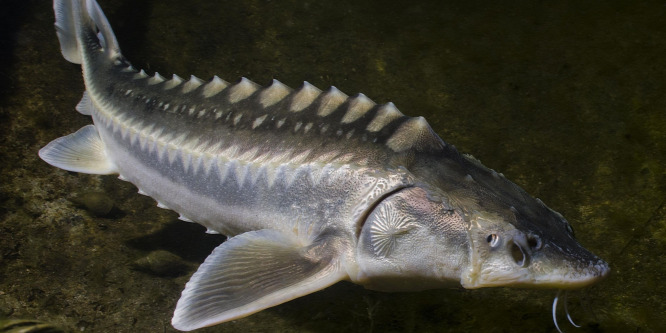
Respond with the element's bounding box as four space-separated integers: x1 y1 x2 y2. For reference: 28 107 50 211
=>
40 0 609 331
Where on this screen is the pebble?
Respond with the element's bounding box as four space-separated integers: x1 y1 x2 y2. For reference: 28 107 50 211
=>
70 192 115 217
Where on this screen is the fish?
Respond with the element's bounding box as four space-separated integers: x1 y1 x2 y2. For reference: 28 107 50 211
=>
39 0 609 331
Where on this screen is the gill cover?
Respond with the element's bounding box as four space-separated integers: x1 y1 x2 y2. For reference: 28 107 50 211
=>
354 187 469 291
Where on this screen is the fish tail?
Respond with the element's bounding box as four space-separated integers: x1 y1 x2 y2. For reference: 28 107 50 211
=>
53 0 121 64
40 0 121 175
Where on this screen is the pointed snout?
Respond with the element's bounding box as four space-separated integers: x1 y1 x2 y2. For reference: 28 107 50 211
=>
538 257 610 289
527 242 610 290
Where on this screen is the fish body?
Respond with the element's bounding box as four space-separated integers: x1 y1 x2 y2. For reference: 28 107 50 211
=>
40 0 609 331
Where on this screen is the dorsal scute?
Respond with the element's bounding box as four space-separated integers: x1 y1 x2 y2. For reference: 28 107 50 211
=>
148 72 166 85
182 75 204 94
222 79 439 155
164 74 184 90
341 93 375 124
289 81 321 112
367 102 403 132
121 65 136 73
385 116 445 153
258 79 292 108
228 77 260 103
126 68 443 154
317 86 348 117
134 69 148 79
202 75 230 98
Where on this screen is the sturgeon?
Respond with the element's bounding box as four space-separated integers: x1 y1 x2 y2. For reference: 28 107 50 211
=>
40 0 609 331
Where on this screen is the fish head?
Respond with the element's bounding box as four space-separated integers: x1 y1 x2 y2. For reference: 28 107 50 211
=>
438 154 610 290
354 152 609 292
461 198 610 290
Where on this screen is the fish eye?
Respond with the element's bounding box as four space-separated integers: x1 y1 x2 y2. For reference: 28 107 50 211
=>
511 241 528 267
486 234 500 248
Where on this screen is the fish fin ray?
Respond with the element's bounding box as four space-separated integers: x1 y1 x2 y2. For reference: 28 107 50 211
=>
85 0 121 57
53 0 81 63
38 125 117 174
75 91 93 115
53 0 121 64
172 229 345 331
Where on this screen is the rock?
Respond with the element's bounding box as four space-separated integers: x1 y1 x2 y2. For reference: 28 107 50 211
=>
133 250 190 277
69 192 115 217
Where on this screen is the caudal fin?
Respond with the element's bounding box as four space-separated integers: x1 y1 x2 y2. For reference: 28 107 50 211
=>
54 0 81 63
53 0 121 64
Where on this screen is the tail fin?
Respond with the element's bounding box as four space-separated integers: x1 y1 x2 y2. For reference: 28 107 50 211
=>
53 0 121 64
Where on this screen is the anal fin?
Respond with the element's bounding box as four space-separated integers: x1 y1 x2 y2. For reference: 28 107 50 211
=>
38 125 117 174
172 229 346 331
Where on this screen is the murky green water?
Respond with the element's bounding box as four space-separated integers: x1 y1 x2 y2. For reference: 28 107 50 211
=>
1 0 664 332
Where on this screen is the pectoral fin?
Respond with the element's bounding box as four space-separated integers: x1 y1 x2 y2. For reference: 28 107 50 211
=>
172 229 346 331
38 125 117 174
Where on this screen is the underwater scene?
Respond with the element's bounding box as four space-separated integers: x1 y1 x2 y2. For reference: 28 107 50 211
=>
1 0 664 332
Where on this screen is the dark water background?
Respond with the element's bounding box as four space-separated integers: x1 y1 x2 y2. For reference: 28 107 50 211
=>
1 0 665 332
